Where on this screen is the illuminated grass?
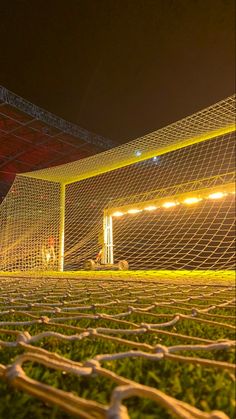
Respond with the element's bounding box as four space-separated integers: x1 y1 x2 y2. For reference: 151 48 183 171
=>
0 275 235 418
0 270 235 283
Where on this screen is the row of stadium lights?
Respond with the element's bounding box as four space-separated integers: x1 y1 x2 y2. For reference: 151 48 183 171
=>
112 191 231 217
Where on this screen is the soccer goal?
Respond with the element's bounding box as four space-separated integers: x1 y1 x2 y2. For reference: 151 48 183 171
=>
0 95 235 272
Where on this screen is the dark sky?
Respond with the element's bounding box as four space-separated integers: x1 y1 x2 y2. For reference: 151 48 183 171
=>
0 0 235 143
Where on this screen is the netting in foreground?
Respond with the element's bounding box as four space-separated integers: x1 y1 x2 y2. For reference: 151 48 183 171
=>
0 275 235 418
0 95 235 272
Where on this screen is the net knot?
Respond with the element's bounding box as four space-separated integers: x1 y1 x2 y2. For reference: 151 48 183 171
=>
54 307 61 313
83 359 100 370
6 364 24 381
40 316 50 324
16 331 31 344
154 344 168 354
140 322 150 330
191 308 198 317
128 306 135 313
87 328 97 336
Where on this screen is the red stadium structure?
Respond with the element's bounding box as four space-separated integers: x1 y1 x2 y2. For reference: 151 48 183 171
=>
0 86 115 202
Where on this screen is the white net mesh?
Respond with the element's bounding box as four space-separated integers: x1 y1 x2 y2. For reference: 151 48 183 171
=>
0 275 235 418
0 94 235 272
0 177 60 271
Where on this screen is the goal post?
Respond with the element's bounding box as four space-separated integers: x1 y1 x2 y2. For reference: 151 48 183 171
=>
58 183 65 272
0 94 235 272
102 212 114 265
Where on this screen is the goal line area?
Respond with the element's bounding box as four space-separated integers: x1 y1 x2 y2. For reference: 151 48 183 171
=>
0 270 235 285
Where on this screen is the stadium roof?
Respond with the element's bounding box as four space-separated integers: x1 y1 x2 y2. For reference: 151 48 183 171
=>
0 86 116 201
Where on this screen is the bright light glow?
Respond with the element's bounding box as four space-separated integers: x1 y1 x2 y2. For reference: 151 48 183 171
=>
127 208 142 214
183 197 202 205
112 211 124 217
135 150 142 157
208 192 225 199
163 202 177 208
144 205 157 211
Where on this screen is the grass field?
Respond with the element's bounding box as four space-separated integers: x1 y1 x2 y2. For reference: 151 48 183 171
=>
0 272 235 418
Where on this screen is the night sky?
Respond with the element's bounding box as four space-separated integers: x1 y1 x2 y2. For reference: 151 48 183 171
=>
0 0 235 144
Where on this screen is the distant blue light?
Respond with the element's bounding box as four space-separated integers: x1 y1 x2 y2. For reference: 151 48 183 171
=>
135 150 142 157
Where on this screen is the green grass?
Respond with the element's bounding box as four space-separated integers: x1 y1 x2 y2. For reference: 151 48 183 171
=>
0 275 235 418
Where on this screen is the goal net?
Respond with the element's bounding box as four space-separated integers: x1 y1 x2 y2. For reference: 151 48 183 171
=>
0 95 235 272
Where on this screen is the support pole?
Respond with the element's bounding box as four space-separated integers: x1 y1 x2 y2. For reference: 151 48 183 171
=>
102 212 114 265
58 183 65 272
